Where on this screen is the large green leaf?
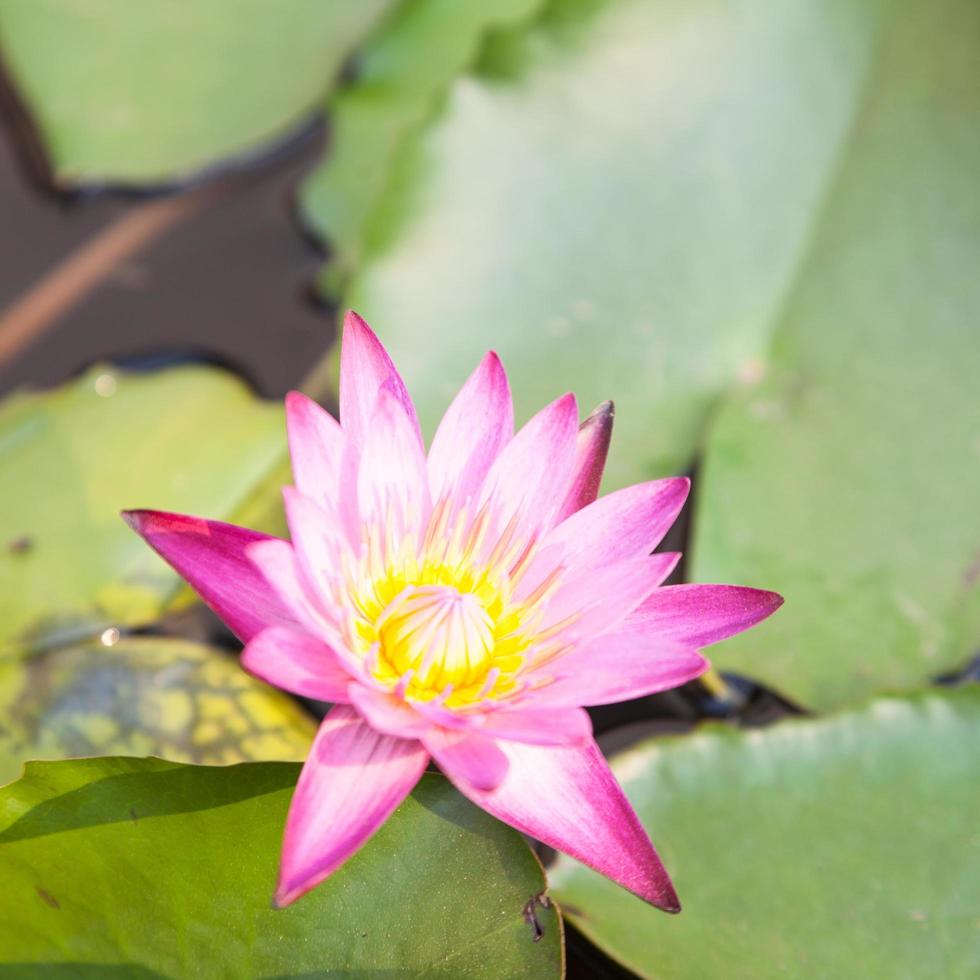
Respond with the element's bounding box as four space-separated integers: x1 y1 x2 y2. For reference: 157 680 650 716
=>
300 0 546 297
690 0 980 708
0 758 563 977
333 0 899 487
0 0 398 185
0 365 286 656
550 688 980 979
0 637 314 787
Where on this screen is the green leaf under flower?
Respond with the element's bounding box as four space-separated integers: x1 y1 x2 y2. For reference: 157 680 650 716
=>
0 758 563 977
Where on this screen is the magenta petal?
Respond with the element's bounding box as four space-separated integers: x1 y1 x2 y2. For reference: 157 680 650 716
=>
543 477 689 573
447 738 679 911
241 626 352 702
121 510 297 643
339 311 421 451
528 630 708 707
423 729 509 791
476 392 579 541
275 705 429 907
285 391 345 510
632 584 784 647
557 401 614 520
427 351 513 510
479 705 592 746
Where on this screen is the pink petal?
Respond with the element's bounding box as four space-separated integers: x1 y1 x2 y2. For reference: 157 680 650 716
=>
447 737 679 911
246 537 331 636
536 554 678 645
285 391 345 511
631 584 784 647
348 684 430 739
478 705 592 745
557 401 614 520
476 392 579 545
121 510 297 643
427 351 513 510
339 311 421 451
275 704 429 907
527 628 708 707
357 383 431 535
282 487 347 615
543 477 689 573
241 626 352 702
423 729 509 791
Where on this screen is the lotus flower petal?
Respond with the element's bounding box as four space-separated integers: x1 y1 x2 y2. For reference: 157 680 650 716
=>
285 391 345 509
125 311 782 911
446 737 679 911
526 630 709 707
275 704 429 907
122 510 297 642
476 392 579 542
339 310 420 451
630 584 784 647
558 400 614 519
427 351 513 512
242 626 352 701
422 729 509 792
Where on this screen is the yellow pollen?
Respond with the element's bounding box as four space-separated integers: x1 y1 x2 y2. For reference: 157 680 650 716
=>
378 585 496 691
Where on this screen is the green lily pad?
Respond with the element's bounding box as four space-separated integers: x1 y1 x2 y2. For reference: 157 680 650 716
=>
0 637 315 787
300 0 546 297
328 0 903 487
550 688 980 979
0 0 398 185
0 758 563 977
0 365 286 656
690 0 980 709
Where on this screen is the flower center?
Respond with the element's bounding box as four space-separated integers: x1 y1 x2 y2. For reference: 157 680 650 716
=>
378 585 496 692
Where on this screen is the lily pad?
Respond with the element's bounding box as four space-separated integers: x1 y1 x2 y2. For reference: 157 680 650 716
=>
0 758 563 977
550 688 980 979
0 0 398 185
0 636 315 787
331 0 900 487
690 0 980 709
0 365 286 656
300 0 546 296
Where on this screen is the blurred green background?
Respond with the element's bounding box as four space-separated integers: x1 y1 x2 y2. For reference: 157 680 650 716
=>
0 1 977 977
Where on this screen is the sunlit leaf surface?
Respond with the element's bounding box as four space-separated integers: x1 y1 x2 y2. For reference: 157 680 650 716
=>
0 759 563 977
0 365 286 656
300 0 546 296
690 0 980 708
324 0 904 486
551 689 980 979
0 0 398 185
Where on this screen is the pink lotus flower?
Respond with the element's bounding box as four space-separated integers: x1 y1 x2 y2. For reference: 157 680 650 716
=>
124 312 781 910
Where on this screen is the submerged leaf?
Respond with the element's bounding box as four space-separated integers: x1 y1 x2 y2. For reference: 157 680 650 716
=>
0 637 315 786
